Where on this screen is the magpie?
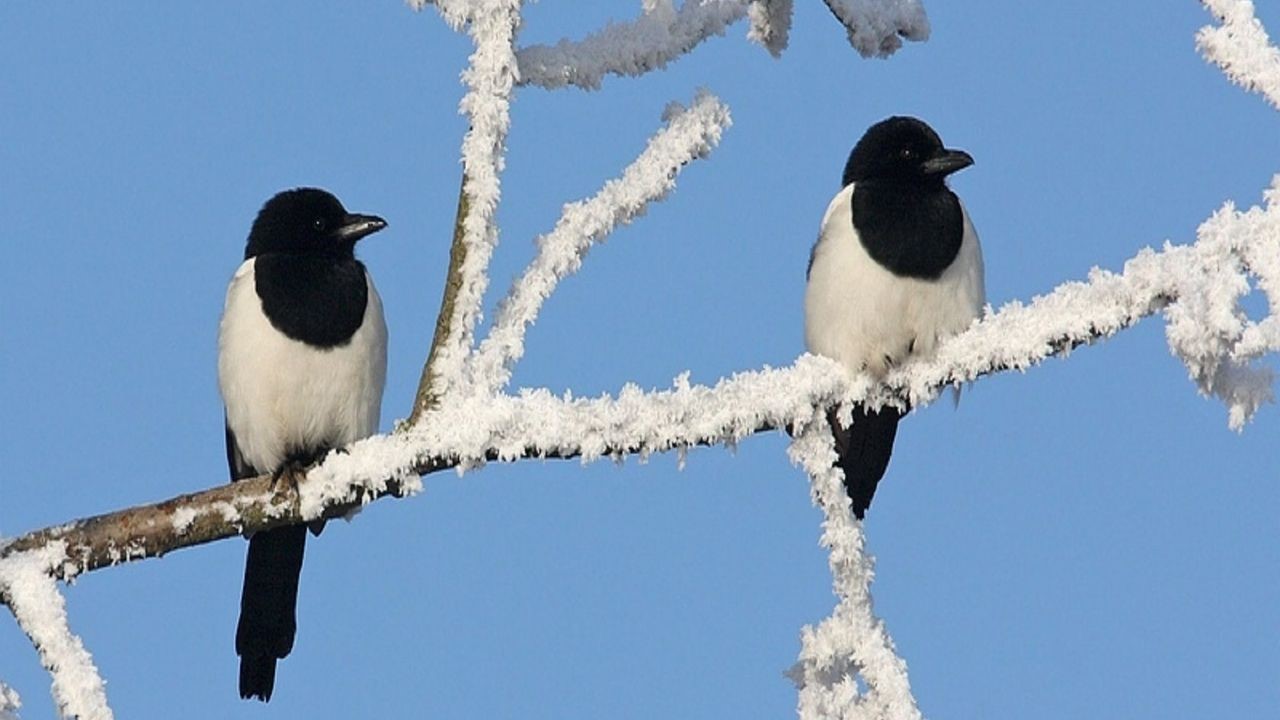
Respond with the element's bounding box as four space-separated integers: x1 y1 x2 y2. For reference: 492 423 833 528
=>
218 188 388 701
804 116 985 518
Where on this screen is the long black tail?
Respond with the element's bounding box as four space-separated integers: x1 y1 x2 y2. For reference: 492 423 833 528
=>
829 404 903 519
236 524 307 702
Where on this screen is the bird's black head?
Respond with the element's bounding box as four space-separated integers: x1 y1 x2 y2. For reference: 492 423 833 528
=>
841 116 973 188
244 188 387 260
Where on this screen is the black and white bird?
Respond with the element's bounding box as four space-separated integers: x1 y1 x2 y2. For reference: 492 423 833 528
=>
218 188 388 701
804 116 984 519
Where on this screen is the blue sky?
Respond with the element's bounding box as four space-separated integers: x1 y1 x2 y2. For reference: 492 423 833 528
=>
2 2 1278 718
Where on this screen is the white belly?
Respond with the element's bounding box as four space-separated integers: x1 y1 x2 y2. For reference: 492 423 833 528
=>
218 258 387 472
804 184 985 377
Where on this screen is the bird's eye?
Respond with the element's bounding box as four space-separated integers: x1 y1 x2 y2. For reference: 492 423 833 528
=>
899 147 915 160
313 217 327 232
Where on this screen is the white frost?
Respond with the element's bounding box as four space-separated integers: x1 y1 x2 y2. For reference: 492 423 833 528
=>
0 546 112 720
1198 0 1280 109
170 507 197 534
891 181 1280 430
748 0 794 56
467 90 732 393
415 0 525 403
517 1 748 90
787 418 920 720
822 0 930 58
0 681 20 720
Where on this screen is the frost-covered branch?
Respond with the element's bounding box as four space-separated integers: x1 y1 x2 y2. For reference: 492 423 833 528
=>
7 177 1277 580
787 419 919 720
1198 0 1280 109
748 0 795 56
467 91 732 393
0 548 112 720
515 0 932 90
408 0 524 423
822 0 930 58
889 180 1279 429
516 1 748 90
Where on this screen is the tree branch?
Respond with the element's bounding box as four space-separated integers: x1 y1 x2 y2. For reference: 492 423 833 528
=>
408 174 471 426
7 172 1278 584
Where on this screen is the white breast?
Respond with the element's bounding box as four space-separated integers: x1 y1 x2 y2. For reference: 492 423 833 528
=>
218 258 388 473
804 184 985 377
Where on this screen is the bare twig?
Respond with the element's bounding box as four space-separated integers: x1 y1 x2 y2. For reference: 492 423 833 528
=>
407 174 471 426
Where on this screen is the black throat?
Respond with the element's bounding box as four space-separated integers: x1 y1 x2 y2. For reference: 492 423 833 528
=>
253 254 369 349
850 179 964 280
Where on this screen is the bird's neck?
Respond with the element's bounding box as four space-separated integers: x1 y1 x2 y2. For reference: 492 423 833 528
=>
253 254 369 348
850 179 964 280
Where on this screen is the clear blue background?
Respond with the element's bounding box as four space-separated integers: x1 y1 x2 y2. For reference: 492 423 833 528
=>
2 2 1278 718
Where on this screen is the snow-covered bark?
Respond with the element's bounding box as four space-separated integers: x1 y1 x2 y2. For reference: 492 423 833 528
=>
748 0 795 56
517 1 747 90
0 547 111 720
514 0 927 91
409 0 525 408
787 420 919 720
1198 0 1280 109
822 0 929 58
300 185 1280 522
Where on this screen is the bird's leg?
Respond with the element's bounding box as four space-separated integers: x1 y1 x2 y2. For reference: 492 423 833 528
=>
270 448 334 536
270 448 330 495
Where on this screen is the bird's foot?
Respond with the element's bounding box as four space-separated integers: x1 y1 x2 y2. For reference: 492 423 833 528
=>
270 448 330 493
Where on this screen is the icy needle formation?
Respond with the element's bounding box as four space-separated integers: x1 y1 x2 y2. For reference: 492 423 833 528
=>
515 0 926 90
517 1 748 90
823 0 929 57
408 0 524 409
0 547 112 720
788 419 919 720
748 0 795 56
468 92 732 393
0 681 20 720
1198 0 1280 109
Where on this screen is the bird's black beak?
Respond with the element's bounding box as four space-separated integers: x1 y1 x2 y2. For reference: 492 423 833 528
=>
332 213 387 243
921 148 974 176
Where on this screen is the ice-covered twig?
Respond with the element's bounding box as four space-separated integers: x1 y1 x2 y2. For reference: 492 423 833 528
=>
405 0 471 30
7 181 1278 579
1198 0 1280 109
408 0 523 422
467 91 732 393
896 178 1280 429
822 0 930 58
0 681 19 720
786 418 920 720
517 0 748 90
748 0 795 57
0 547 112 720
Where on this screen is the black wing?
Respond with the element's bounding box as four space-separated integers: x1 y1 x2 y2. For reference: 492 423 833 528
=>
225 419 258 481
